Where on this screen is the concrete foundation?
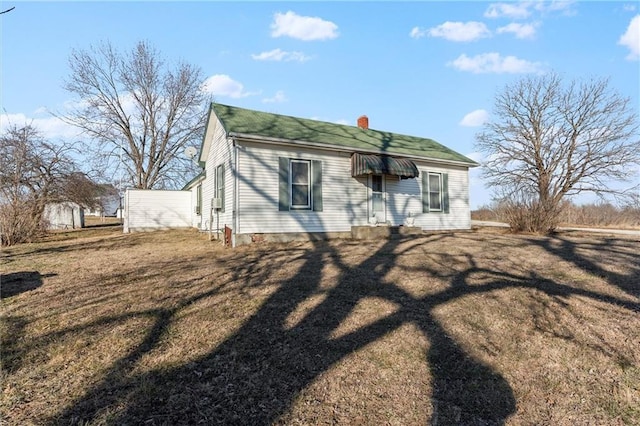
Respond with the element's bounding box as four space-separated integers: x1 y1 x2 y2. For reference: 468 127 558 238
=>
351 225 423 240
234 226 424 246
235 231 352 246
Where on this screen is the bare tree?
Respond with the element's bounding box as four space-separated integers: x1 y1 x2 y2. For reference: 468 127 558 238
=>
62 41 207 189
62 172 116 211
0 124 77 245
476 73 640 233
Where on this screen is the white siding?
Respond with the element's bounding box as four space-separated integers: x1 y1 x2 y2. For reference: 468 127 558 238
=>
124 189 191 232
387 162 471 231
235 143 472 234
199 116 234 233
384 176 421 226
236 142 369 234
187 182 205 228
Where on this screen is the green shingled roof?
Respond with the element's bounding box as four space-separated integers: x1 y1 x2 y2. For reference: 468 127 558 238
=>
212 103 478 166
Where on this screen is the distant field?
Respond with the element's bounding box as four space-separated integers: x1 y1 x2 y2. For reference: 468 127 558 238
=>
1 227 638 425
472 206 640 231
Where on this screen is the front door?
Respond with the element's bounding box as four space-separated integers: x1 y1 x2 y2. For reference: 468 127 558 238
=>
370 175 386 224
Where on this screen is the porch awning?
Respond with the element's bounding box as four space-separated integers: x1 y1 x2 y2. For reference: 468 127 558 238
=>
351 153 420 178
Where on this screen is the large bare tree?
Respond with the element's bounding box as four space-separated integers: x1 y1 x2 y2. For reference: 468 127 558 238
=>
476 73 640 233
62 41 207 189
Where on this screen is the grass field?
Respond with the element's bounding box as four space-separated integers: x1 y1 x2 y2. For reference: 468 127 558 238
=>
1 227 639 425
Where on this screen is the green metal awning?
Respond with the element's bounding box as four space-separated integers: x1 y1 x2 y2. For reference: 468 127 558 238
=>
351 153 420 178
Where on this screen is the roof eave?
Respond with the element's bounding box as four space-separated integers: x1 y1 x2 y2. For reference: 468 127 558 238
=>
181 169 206 190
229 132 478 168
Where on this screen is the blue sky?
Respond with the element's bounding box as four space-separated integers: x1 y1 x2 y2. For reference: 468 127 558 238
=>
1 1 639 208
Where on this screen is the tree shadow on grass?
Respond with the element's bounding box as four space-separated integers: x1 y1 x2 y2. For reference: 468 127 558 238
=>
1 315 28 373
528 235 640 299
1 272 55 373
1 271 56 299
46 235 639 425
46 237 514 425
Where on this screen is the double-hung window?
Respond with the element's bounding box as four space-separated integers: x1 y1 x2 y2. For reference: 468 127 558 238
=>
279 157 323 211
428 173 442 212
290 160 310 209
422 171 449 214
215 164 225 212
195 184 202 215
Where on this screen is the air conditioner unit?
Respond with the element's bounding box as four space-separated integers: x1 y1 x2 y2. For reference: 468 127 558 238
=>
211 198 222 210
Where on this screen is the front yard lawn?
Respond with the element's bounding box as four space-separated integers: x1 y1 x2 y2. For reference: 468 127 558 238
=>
1 228 639 425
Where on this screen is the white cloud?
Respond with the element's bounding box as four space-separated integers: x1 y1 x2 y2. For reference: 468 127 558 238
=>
448 52 545 74
35 116 82 139
485 1 575 19
460 109 489 127
623 4 637 12
1 111 82 140
262 91 287 104
415 21 491 42
0 112 29 132
410 26 426 39
484 2 532 19
496 22 539 39
539 1 576 15
201 74 259 98
618 15 640 61
271 11 338 41
251 48 311 62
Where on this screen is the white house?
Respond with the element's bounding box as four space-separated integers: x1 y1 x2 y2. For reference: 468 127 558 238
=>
153 103 477 246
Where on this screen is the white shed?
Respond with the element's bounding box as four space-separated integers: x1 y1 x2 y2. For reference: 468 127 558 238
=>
44 202 84 230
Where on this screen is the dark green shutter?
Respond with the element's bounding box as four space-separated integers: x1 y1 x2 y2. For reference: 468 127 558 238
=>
442 173 449 214
279 157 289 211
312 160 323 211
422 172 430 213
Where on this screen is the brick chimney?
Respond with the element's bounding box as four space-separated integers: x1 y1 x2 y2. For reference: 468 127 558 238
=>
357 115 369 130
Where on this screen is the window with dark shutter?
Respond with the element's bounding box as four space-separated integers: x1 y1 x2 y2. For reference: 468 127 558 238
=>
422 171 449 214
290 160 310 209
279 157 323 212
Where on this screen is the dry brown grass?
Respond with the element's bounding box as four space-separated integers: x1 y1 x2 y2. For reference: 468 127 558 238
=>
1 227 639 425
83 216 122 227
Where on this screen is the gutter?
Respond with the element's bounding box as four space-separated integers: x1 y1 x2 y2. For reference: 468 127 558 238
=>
232 140 239 248
228 132 479 168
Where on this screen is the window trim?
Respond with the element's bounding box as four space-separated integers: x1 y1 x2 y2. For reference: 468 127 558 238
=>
289 159 311 210
371 174 384 213
422 170 449 214
195 184 202 215
215 163 225 212
428 172 442 212
279 157 322 212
